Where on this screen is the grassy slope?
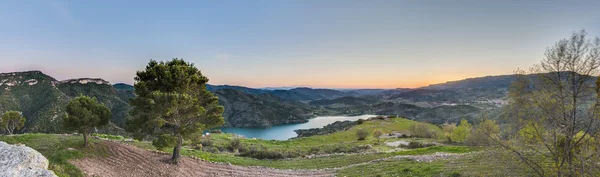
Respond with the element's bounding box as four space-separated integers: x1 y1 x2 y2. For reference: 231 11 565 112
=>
128 118 478 171
0 118 489 176
0 134 106 177
208 117 444 153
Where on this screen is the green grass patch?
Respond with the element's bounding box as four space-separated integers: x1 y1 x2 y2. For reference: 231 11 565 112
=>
127 138 479 170
392 145 480 156
338 159 452 177
92 133 126 141
0 133 106 177
182 149 392 169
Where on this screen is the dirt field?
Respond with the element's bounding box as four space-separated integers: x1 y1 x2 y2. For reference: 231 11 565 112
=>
71 141 335 177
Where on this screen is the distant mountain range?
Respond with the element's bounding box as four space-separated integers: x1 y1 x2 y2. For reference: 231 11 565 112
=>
0 70 521 133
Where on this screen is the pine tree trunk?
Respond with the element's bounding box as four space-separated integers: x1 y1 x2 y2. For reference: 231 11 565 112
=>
84 133 88 147
172 134 183 164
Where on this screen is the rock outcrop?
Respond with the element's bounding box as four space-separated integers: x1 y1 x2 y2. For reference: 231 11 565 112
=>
0 141 57 177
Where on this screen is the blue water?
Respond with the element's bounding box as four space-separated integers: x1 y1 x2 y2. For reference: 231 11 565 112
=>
218 115 377 140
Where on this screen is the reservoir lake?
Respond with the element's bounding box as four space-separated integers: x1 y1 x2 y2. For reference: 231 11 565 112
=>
218 115 377 140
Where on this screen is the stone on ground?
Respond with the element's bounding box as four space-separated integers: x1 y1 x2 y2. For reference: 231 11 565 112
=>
0 141 57 177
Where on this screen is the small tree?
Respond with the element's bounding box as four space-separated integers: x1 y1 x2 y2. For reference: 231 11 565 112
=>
466 119 500 146
64 96 111 147
501 30 600 176
373 129 383 144
451 119 472 143
356 129 369 140
441 123 457 142
1 111 25 135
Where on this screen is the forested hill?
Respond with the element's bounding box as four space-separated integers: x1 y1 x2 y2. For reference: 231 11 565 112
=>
0 71 321 133
1 70 540 133
0 71 127 133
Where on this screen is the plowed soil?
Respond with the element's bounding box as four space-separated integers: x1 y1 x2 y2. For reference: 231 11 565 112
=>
71 141 334 177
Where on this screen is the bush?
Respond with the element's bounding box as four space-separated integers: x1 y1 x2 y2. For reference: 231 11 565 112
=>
191 135 212 150
357 119 366 125
309 147 321 154
441 123 457 142
152 134 177 150
403 141 436 149
409 124 435 138
356 129 369 140
239 147 301 159
209 129 223 134
465 119 499 146
203 146 220 153
200 137 214 147
449 172 462 177
324 144 371 154
228 137 243 152
373 129 383 143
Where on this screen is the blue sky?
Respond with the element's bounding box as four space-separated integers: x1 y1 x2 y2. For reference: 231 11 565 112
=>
1 0 599 88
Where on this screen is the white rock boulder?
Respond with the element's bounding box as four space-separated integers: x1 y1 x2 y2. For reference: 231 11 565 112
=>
0 141 57 177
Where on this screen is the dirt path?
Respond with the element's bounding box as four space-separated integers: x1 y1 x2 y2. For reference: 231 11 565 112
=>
71 141 334 177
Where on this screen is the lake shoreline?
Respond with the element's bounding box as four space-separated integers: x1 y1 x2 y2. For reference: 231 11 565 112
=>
217 115 379 140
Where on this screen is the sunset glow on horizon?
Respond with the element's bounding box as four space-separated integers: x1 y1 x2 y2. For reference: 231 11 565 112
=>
2 1 599 89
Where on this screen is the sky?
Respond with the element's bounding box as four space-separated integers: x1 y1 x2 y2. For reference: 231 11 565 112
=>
1 0 600 89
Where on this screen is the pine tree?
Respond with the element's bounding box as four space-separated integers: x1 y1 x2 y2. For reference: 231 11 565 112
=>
1 111 26 135
127 58 224 163
64 96 111 147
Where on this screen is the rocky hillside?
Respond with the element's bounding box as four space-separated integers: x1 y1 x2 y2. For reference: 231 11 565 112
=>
0 71 130 133
0 71 322 132
215 89 316 128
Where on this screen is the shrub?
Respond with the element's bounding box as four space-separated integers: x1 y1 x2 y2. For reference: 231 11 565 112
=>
228 137 243 152
465 119 499 146
191 135 211 150
403 141 436 149
200 137 214 147
203 146 220 153
373 129 383 144
356 129 369 140
357 119 366 125
441 123 457 142
449 172 462 177
409 123 435 138
239 148 301 159
309 147 321 154
210 129 223 133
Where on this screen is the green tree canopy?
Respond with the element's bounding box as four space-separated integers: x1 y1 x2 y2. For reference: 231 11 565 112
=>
127 58 224 163
452 119 472 143
1 111 26 135
64 96 111 147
